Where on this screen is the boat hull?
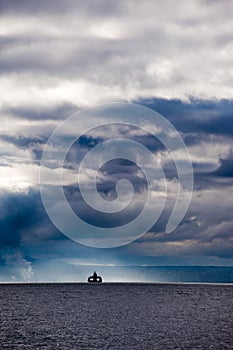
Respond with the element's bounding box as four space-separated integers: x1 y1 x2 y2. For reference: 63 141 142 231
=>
88 277 102 283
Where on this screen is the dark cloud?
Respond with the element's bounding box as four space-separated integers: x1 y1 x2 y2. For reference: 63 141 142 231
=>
211 154 233 177
64 158 147 228
0 190 41 247
0 0 233 278
0 0 121 17
193 151 233 191
2 103 77 121
64 126 166 170
139 98 233 137
0 135 46 161
0 189 63 252
1 135 45 149
0 0 233 105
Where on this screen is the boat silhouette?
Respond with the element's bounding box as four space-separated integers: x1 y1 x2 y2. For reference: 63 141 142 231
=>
88 271 102 283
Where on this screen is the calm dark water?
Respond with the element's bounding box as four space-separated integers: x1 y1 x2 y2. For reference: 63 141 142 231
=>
0 283 232 349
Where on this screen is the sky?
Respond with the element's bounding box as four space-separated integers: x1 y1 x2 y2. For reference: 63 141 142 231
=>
0 0 233 281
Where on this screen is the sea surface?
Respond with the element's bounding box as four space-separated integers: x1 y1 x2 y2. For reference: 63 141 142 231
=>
0 283 232 349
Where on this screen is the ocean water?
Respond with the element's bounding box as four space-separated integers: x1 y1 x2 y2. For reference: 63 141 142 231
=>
0 283 232 349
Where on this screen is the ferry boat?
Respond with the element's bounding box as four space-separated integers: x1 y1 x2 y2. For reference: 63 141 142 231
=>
88 271 102 283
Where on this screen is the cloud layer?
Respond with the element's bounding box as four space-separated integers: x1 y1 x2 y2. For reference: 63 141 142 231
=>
0 0 233 113
0 0 233 279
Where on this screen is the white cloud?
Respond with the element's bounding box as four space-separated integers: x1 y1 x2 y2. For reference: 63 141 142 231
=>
2 251 34 281
0 0 232 256
0 0 233 114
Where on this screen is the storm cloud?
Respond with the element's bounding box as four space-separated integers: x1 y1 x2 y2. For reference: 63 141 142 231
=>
0 0 233 280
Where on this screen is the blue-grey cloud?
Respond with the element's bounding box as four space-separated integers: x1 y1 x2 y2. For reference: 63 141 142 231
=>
139 98 233 137
0 0 233 108
0 0 233 279
211 154 233 178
